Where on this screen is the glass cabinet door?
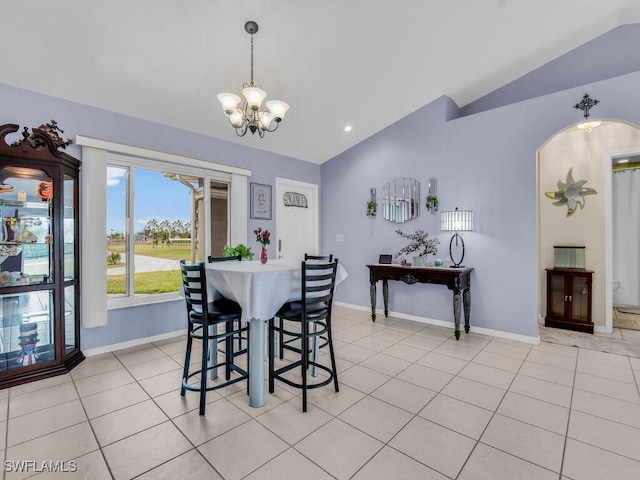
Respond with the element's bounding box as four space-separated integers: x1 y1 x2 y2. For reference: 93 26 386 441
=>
571 275 590 322
548 272 565 318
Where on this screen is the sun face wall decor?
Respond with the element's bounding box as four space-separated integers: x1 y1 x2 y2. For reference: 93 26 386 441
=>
545 167 597 216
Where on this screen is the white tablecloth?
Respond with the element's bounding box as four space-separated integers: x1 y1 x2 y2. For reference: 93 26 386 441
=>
204 258 347 407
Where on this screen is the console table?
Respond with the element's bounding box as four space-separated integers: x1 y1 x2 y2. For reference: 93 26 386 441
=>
367 264 474 340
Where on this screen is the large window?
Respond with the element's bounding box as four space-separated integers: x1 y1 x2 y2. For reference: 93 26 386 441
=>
77 137 249 326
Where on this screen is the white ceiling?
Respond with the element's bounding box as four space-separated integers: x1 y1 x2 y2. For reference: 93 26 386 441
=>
2 1 640 164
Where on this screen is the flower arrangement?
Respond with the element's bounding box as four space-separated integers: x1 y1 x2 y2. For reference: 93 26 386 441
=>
395 229 439 258
253 227 271 247
425 195 439 213
12 120 74 150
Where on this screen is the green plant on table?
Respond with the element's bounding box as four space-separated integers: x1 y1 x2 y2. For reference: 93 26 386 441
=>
223 243 254 260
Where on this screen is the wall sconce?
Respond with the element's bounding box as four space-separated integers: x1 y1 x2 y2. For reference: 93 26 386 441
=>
440 207 474 268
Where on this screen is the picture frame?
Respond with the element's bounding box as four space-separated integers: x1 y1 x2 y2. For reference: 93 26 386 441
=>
250 182 272 219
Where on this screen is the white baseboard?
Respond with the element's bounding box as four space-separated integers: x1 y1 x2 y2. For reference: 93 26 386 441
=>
334 301 540 345
83 329 187 357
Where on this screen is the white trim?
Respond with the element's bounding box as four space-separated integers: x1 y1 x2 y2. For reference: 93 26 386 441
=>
334 301 541 345
83 329 187 357
76 135 251 177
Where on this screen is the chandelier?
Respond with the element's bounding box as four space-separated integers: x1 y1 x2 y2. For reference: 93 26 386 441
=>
217 21 289 138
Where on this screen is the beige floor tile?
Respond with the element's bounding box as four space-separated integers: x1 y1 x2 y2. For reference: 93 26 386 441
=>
371 377 437 414
574 372 640 403
115 345 169 366
9 382 79 418
497 391 569 435
90 399 168 446
6 423 98 479
102 421 191 480
396 363 454 391
568 410 640 461
526 349 576 370
508 374 573 407
399 333 445 351
351 446 449 480
382 342 428 362
73 368 135 398
578 348 630 367
8 399 87 446
577 356 636 383
80 381 150 419
244 448 335 480
334 343 376 363
136 449 223 480
483 339 531 359
518 360 575 386
390 416 475 478
530 342 578 359
417 351 469 374
458 362 516 390
227 384 294 417
481 414 565 472
339 395 413 442
433 340 481 361
9 373 73 397
620 328 640 341
0 420 5 451
571 389 640 429
339 364 391 394
456 332 493 350
29 450 112 480
441 376 505 411
198 420 288 480
125 355 182 381
138 368 186 397
562 438 640 480
352 335 395 352
471 350 524 373
332 328 369 344
418 393 493 439
458 442 558 480
308 383 366 416
372 327 413 343
70 355 123 380
173 398 251 445
296 418 383 480
360 352 412 376
256 397 332 444
154 387 221 418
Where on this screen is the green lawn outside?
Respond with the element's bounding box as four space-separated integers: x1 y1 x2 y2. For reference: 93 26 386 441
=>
107 270 182 294
108 243 193 261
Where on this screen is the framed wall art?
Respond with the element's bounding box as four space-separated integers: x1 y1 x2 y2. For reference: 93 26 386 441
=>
250 182 272 219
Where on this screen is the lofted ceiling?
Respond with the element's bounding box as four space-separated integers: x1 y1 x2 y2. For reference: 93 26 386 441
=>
2 0 640 164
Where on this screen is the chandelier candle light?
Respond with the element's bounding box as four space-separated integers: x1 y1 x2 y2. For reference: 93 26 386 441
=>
217 21 289 138
440 208 474 268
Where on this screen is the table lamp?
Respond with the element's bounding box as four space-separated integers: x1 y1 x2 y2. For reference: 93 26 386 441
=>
440 207 473 268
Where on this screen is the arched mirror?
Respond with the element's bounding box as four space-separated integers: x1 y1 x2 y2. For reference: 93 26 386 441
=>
381 178 420 223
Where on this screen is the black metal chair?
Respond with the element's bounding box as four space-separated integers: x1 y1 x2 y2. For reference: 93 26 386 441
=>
268 259 339 412
277 254 333 359
180 260 248 415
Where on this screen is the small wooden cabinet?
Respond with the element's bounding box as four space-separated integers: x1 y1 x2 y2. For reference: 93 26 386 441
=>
545 268 593 333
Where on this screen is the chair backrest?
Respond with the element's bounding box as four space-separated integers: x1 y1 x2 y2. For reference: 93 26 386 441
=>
301 259 339 313
304 253 334 262
208 254 241 263
180 260 208 316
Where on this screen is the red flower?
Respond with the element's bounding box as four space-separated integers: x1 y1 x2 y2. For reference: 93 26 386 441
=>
254 227 271 246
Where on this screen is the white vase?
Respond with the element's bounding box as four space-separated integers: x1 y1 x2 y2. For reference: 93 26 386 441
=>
413 256 426 267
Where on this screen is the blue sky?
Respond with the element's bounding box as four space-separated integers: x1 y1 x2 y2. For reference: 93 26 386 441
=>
107 167 192 235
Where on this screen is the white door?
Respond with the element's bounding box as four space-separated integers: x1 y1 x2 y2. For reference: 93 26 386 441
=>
276 178 319 260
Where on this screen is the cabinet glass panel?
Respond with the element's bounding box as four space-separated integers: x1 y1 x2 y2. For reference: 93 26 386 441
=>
1 167 53 286
548 273 565 318
64 175 75 280
0 290 54 371
571 276 590 322
64 285 75 354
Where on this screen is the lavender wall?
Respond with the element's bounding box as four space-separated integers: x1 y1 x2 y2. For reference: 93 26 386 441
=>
321 69 640 339
0 83 320 350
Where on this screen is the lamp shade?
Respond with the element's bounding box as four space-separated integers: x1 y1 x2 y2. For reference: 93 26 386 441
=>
242 86 267 110
266 100 290 120
441 208 473 232
217 93 241 115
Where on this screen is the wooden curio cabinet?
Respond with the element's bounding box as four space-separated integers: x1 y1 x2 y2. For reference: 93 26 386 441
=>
545 267 594 334
0 124 84 388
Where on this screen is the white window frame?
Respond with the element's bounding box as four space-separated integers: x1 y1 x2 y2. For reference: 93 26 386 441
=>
76 136 250 327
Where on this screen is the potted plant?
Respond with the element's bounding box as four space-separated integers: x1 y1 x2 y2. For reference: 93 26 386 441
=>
395 229 439 266
425 195 439 213
223 243 254 260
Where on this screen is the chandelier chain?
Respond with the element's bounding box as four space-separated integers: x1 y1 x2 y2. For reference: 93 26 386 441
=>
250 33 254 86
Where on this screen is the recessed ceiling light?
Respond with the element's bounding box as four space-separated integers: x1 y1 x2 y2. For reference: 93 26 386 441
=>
344 125 352 132
617 158 629 163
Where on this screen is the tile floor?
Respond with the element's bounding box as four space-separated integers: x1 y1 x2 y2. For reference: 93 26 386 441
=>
2 306 640 479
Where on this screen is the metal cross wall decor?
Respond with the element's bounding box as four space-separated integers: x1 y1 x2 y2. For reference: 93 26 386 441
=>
574 93 599 119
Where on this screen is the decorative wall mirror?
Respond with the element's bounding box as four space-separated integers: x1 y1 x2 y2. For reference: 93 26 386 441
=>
381 178 420 223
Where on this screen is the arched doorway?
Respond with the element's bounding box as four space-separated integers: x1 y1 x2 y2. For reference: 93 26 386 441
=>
537 120 640 334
